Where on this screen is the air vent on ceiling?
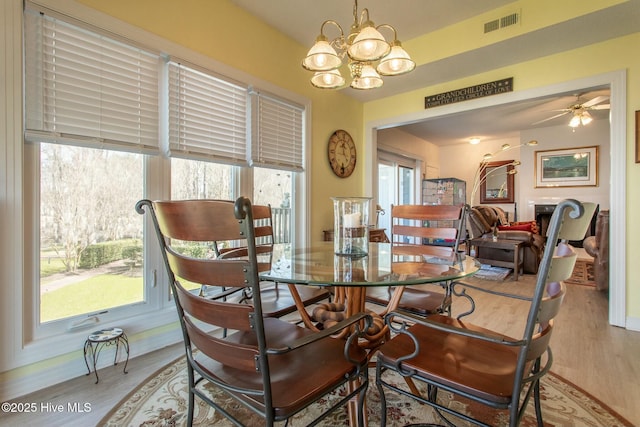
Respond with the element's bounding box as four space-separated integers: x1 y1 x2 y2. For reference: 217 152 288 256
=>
484 19 499 33
484 12 520 33
501 13 519 28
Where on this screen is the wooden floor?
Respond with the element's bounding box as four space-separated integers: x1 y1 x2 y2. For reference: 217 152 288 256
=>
1 276 639 427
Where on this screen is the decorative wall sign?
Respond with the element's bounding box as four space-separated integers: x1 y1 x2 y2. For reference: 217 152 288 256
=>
535 146 598 188
425 78 513 109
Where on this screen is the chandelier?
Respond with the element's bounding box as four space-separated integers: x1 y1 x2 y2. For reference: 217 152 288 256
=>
302 0 415 90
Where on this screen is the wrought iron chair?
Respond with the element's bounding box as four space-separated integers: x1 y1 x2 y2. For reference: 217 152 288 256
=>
213 203 331 319
366 203 467 316
136 197 371 427
375 199 596 427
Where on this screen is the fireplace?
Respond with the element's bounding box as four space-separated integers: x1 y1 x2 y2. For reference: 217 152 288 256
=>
534 204 598 247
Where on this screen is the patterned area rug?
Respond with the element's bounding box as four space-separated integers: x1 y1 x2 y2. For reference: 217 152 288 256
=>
100 356 632 427
565 259 596 286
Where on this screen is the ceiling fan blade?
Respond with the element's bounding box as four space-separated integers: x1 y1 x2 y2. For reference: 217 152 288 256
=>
532 111 569 125
590 104 610 110
582 95 610 108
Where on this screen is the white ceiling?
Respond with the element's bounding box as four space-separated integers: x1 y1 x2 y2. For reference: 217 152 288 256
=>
398 87 611 145
231 0 639 143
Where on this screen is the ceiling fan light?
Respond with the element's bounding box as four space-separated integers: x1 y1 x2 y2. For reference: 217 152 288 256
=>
569 113 581 127
310 69 345 89
350 64 383 89
376 42 415 76
347 25 390 61
302 38 342 71
581 111 593 126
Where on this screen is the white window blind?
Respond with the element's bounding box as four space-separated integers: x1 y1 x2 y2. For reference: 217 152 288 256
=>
250 91 304 172
168 61 248 165
24 10 160 153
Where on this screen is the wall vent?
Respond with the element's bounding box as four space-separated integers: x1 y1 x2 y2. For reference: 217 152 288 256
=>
484 19 499 33
501 13 519 28
484 12 520 33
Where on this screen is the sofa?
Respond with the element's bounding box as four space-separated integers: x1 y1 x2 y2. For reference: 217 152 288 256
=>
583 210 609 291
467 205 545 274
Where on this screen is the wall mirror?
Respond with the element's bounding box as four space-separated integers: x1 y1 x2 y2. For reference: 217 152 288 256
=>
480 160 515 204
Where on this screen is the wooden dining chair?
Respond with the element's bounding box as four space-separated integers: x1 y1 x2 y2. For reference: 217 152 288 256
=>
213 203 331 319
136 197 371 427
366 203 467 316
375 199 597 427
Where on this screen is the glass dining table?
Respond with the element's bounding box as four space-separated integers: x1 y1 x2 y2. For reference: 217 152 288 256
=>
260 241 479 337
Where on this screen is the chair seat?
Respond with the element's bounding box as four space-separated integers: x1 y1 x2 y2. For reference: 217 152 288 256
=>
259 283 331 318
366 286 449 315
377 314 520 404
194 317 368 419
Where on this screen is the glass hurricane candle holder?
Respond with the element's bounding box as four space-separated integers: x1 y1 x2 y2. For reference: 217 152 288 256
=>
331 197 371 256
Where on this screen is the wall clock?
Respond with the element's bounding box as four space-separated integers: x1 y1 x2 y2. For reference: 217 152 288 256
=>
327 129 356 178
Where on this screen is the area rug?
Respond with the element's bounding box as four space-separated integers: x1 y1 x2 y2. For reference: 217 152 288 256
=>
473 265 512 281
99 356 632 427
565 259 596 286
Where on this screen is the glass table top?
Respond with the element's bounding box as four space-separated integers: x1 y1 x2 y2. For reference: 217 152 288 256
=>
261 242 479 287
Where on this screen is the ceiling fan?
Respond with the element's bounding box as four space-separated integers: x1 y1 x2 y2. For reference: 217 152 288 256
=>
533 94 610 127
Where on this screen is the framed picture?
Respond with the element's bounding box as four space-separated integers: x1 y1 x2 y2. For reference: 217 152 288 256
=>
535 146 598 188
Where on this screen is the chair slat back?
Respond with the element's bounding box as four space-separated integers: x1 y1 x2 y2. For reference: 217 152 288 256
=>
215 203 274 256
136 198 266 373
153 199 242 242
524 199 594 364
391 204 466 260
555 202 598 242
545 244 578 283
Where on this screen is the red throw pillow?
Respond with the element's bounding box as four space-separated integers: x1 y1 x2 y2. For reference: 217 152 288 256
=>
498 223 533 232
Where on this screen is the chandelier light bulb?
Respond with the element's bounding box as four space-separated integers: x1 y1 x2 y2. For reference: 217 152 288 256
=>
377 42 415 76
302 38 341 71
348 25 390 61
311 69 345 89
350 64 382 89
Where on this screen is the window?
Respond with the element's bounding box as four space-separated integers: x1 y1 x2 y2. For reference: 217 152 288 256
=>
23 6 307 340
377 151 417 234
39 144 144 323
171 159 235 200
24 9 160 330
253 167 293 243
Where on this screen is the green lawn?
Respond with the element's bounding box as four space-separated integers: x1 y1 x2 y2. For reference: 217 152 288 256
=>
41 274 143 323
40 257 68 277
40 271 202 323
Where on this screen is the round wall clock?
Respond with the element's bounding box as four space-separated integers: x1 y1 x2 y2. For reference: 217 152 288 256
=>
327 129 356 178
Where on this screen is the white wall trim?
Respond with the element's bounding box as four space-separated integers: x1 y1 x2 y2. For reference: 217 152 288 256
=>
625 316 640 332
365 70 627 328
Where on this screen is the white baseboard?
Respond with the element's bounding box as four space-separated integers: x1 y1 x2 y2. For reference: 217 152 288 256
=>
624 315 640 332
